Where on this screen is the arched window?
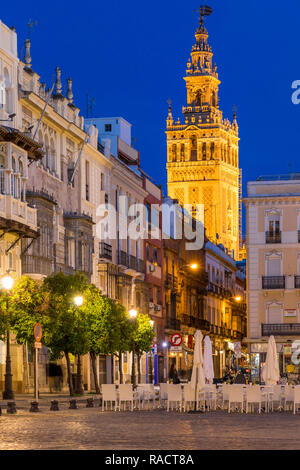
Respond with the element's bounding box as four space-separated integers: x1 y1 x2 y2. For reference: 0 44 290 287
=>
19 160 24 200
44 135 50 169
202 142 207 160
180 144 185 162
190 135 197 161
11 156 18 198
171 144 177 162
50 138 56 172
0 155 4 194
4 68 11 114
210 142 215 159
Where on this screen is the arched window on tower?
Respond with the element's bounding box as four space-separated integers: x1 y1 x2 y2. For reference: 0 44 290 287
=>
171 144 177 162
210 142 215 160
212 91 216 107
190 135 197 161
180 144 185 162
202 142 207 160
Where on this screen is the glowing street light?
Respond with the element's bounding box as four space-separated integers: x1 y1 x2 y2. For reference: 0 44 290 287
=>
1 274 15 400
234 296 242 302
1 274 14 291
129 308 137 319
73 295 84 307
189 263 198 270
149 320 154 328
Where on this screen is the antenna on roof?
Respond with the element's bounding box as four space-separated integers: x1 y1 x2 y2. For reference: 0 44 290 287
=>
86 92 96 118
27 19 37 39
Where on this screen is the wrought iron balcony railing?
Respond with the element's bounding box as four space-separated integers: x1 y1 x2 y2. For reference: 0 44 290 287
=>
262 276 285 289
99 242 112 261
262 323 300 336
265 231 281 244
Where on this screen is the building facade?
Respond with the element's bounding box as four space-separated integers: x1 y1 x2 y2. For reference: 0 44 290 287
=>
244 174 300 383
166 11 240 259
205 241 246 378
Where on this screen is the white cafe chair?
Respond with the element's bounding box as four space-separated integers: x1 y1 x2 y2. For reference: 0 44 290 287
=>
183 384 197 412
245 386 261 413
101 384 118 411
269 385 284 412
118 384 135 411
159 383 168 408
167 384 183 412
228 386 244 413
293 385 300 414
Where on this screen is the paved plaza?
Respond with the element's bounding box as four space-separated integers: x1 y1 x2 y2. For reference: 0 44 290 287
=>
1 404 300 450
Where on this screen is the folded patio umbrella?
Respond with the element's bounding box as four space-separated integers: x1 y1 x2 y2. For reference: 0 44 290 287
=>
261 335 280 385
191 329 205 395
203 335 214 384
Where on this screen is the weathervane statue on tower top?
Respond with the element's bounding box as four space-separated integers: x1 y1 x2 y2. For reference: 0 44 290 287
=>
194 5 213 26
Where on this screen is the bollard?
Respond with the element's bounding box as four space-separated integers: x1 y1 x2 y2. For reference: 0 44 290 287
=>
69 399 77 409
86 397 94 408
30 401 40 412
7 402 17 414
50 400 59 411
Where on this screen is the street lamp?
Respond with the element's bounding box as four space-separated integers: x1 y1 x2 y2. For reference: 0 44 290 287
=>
73 295 84 395
73 295 84 307
129 307 137 387
1 274 14 399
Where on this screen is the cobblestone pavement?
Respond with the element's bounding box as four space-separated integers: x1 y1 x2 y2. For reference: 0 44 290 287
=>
1 406 300 450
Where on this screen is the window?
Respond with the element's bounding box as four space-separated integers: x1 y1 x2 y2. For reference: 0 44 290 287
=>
146 243 151 261
153 247 158 265
105 124 112 132
85 161 89 201
266 257 281 276
267 304 282 324
101 173 104 191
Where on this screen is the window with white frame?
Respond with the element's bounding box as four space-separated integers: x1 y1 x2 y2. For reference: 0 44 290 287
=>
267 303 283 324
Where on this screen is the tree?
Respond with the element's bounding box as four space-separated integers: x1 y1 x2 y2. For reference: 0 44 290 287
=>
84 288 131 387
131 314 155 384
42 272 91 396
9 276 45 346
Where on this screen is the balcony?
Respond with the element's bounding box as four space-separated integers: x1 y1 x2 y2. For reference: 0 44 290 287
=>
165 273 178 291
0 193 38 236
99 242 112 261
22 255 52 276
118 251 145 275
262 323 300 336
265 231 281 244
118 250 128 267
262 276 285 289
165 317 181 331
137 259 145 273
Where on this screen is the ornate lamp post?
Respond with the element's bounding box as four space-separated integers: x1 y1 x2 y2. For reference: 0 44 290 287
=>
2 274 14 400
73 295 84 395
129 308 137 387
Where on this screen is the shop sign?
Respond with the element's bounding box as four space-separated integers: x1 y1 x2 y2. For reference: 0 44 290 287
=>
284 346 292 355
170 346 182 353
284 309 297 317
234 341 241 358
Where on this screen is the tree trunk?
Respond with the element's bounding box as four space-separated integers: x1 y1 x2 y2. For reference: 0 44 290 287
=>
75 354 84 395
90 351 100 394
137 353 141 384
118 353 123 384
64 351 74 396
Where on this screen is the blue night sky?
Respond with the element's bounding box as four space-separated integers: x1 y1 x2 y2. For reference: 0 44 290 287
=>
2 0 300 199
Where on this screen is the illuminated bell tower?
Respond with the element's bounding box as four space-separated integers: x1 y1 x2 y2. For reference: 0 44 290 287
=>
166 6 240 258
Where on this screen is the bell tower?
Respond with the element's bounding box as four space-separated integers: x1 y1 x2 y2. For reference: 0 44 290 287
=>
166 6 240 258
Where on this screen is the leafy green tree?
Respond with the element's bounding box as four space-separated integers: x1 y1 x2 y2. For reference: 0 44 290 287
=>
131 314 155 384
42 272 91 396
9 276 45 345
84 288 132 387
